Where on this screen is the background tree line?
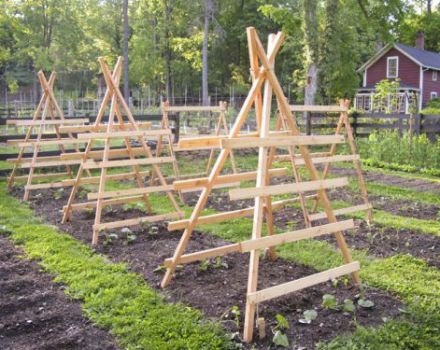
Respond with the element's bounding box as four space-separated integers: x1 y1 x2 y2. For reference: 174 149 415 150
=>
0 0 438 105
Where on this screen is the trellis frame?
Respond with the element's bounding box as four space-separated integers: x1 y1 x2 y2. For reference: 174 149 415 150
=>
62 56 182 245
7 71 89 200
161 28 360 342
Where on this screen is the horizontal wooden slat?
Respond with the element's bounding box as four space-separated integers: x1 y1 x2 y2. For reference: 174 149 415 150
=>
87 184 174 200
173 168 288 191
58 122 152 133
24 181 67 190
176 132 260 150
19 159 81 169
94 211 184 231
63 195 147 211
77 129 170 139
62 171 150 186
221 135 345 149
18 139 87 147
168 197 309 231
293 154 360 166
164 220 354 266
7 118 89 126
60 147 145 160
274 152 331 162
7 155 61 163
9 172 69 181
309 204 373 221
289 105 347 113
247 262 360 304
163 106 224 113
229 178 349 200
83 156 174 169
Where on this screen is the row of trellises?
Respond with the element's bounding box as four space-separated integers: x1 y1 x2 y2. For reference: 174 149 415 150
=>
300 111 440 140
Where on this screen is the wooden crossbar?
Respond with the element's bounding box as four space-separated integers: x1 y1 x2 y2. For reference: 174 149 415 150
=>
221 135 345 149
94 211 184 231
18 139 87 147
61 170 150 186
60 147 145 160
82 156 174 169
7 155 61 163
168 198 299 231
164 220 354 266
247 262 360 304
7 118 89 126
274 152 331 162
87 184 174 200
77 129 171 139
229 178 349 200
164 106 225 113
309 204 373 221
58 122 152 133
9 172 69 181
18 159 81 169
24 182 66 190
293 154 360 166
63 195 147 211
173 168 288 191
289 105 348 113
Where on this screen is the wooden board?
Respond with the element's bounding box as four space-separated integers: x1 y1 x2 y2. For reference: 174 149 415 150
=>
308 204 373 221
77 129 171 139
7 118 89 126
247 262 360 304
221 135 345 149
87 184 174 200
163 106 224 113
82 156 174 169
229 178 349 200
58 122 152 133
289 105 347 113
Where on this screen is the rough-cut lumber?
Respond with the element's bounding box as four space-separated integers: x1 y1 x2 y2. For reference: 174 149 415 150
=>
58 122 152 133
163 106 224 113
76 129 170 139
82 156 174 169
60 147 145 160
309 204 373 221
18 138 87 147
63 195 147 211
274 152 331 162
18 159 81 169
164 220 354 266
229 178 349 200
247 262 360 304
62 170 150 186
94 211 184 231
87 184 174 200
173 168 288 190
293 154 360 166
24 182 66 190
7 118 89 126
289 105 348 113
221 135 345 149
10 172 69 181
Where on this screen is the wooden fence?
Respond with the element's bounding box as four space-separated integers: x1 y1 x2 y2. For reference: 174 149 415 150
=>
299 112 440 139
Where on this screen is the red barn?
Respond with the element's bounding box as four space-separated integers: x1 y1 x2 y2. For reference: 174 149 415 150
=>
355 33 440 114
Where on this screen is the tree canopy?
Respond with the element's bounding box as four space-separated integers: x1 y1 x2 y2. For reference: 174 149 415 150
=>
0 0 438 103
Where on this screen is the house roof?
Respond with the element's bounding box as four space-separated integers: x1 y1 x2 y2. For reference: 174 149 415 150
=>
358 43 440 72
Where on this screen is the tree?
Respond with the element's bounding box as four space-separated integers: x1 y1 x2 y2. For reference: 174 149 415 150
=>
202 0 215 106
123 0 130 102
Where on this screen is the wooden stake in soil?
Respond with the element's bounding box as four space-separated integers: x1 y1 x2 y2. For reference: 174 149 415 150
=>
62 57 182 245
7 71 89 200
161 28 361 343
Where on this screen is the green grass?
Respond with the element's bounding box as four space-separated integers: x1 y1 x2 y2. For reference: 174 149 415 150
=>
0 184 235 350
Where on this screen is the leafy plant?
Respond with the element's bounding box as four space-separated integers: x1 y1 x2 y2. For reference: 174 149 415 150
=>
342 299 356 313
272 314 290 348
358 298 375 309
322 294 338 310
299 309 318 324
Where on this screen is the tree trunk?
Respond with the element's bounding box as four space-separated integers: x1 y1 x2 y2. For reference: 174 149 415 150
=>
427 0 432 14
123 0 130 102
202 0 212 106
163 0 173 102
303 0 319 106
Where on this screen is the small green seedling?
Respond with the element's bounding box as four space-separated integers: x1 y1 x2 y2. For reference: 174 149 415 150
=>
53 188 64 200
272 314 289 348
299 309 318 324
103 232 119 246
358 298 375 308
322 294 338 310
342 299 356 313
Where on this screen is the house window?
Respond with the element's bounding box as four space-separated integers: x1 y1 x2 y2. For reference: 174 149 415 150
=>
433 71 438 81
387 56 399 78
431 91 437 100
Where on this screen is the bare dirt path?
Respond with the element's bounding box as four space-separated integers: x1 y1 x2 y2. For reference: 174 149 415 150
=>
0 235 120 350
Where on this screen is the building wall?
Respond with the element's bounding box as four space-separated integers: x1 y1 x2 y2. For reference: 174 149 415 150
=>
422 69 440 106
366 48 420 88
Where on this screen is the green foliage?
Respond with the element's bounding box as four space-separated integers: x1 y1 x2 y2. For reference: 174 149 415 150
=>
0 184 235 350
357 130 440 174
322 294 338 310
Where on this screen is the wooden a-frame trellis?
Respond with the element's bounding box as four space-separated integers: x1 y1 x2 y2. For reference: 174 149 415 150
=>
273 102 373 224
161 28 361 342
7 71 90 200
61 56 183 245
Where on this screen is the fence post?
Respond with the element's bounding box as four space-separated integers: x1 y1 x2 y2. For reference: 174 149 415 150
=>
398 113 403 136
352 112 358 138
306 112 311 135
415 113 421 135
175 112 180 143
